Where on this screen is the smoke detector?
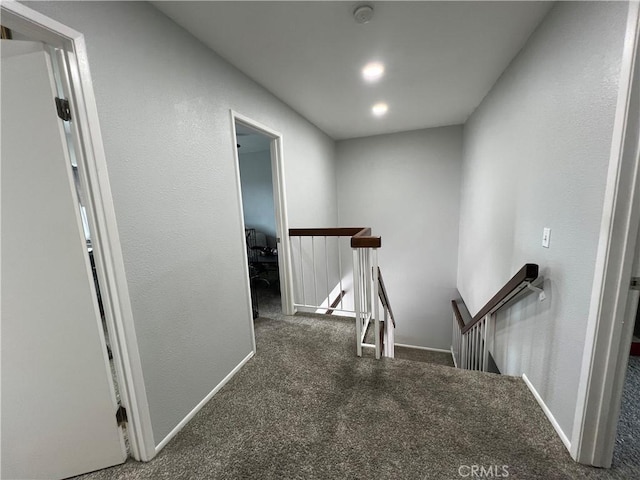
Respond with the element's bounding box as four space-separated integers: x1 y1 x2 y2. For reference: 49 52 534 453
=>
353 5 374 24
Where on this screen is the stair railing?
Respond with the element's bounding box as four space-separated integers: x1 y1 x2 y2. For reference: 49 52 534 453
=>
451 264 540 372
289 227 394 359
377 267 396 359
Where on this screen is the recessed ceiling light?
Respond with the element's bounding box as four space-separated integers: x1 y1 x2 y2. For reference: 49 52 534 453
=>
372 102 388 117
362 62 385 82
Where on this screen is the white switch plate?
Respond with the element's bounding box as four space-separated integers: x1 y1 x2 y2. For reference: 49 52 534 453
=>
542 227 551 248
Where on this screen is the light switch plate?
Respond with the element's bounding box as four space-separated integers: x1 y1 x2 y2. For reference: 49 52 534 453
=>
542 228 551 248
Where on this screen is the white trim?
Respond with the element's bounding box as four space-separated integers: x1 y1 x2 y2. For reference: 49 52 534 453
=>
271 136 295 316
571 3 640 467
154 351 255 453
450 346 458 368
0 0 73 49
229 115 258 354
522 374 571 452
395 343 451 354
1 1 156 461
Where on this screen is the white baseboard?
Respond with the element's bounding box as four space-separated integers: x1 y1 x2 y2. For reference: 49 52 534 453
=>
522 373 571 452
395 343 451 354
155 350 255 453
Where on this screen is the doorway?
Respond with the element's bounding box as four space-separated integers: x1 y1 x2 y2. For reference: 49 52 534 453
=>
571 2 640 468
231 112 294 329
236 123 280 318
45 33 120 392
1 36 128 479
1 3 155 478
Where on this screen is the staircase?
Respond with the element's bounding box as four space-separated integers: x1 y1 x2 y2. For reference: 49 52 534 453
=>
451 264 541 372
288 227 395 359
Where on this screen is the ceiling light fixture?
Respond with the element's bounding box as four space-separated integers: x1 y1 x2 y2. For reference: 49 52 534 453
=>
372 102 388 117
362 62 385 82
353 5 374 24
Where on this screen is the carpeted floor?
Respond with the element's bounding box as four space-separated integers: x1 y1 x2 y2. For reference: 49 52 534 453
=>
394 345 454 367
75 289 639 480
613 355 640 471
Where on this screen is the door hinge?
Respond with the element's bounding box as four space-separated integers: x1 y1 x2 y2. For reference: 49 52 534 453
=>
116 405 128 426
55 97 71 121
631 277 640 291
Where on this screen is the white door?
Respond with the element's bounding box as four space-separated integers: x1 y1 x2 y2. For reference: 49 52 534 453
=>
1 41 127 479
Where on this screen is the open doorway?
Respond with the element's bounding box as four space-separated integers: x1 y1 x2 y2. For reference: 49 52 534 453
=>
1 34 108 339
1 4 155 477
2 26 126 445
572 4 640 468
1 33 129 479
231 112 294 325
236 124 280 317
48 37 118 376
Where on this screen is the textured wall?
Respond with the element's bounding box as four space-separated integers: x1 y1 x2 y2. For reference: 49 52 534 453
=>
25 1 337 445
458 1 628 438
337 127 463 349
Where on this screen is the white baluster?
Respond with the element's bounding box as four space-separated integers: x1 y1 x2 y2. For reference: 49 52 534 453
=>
461 334 467 369
471 326 476 370
324 236 330 310
484 314 493 373
353 248 362 357
372 249 380 359
312 236 317 306
299 236 305 307
338 237 344 310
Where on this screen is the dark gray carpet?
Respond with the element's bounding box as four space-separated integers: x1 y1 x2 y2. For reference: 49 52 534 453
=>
394 345 454 367
613 355 640 470
75 293 638 479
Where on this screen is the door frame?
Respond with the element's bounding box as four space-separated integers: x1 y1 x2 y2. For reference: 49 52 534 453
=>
1 1 156 461
230 110 295 332
571 2 640 467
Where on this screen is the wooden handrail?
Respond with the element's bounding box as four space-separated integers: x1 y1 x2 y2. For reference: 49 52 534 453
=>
289 227 367 237
289 227 381 248
377 267 395 327
455 263 539 335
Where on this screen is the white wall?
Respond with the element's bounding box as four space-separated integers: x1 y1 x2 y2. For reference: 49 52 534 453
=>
458 2 628 440
238 150 277 247
25 1 337 446
337 127 463 349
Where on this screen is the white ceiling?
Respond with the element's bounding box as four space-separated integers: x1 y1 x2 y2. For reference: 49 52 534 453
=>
154 1 553 140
